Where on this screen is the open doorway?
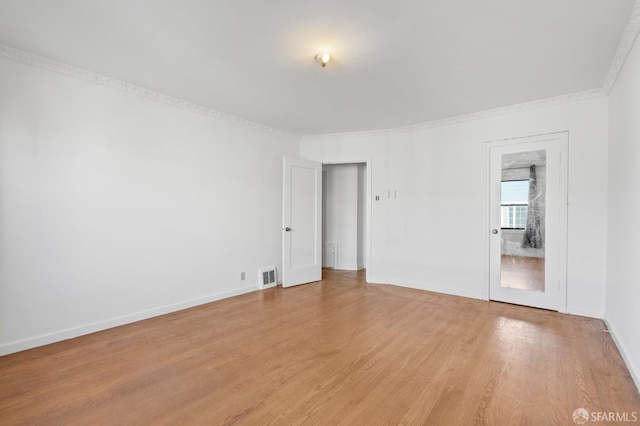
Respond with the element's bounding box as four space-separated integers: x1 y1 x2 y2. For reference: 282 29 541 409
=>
322 163 366 271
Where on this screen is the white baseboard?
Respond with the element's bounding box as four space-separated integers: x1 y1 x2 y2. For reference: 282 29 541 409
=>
0 284 259 356
367 276 484 300
604 319 640 394
324 266 360 271
566 306 604 319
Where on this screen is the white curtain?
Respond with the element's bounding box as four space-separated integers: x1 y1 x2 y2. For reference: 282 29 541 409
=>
522 165 544 249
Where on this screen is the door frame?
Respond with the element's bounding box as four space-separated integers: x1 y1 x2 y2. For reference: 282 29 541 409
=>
316 157 372 284
484 132 569 312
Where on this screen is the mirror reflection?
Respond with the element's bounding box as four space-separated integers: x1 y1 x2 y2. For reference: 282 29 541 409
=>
500 150 546 291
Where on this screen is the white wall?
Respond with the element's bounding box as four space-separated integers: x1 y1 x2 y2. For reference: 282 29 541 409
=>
301 96 609 317
323 164 360 270
606 34 640 388
0 57 298 354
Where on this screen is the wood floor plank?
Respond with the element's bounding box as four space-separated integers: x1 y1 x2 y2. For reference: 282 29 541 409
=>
0 269 638 425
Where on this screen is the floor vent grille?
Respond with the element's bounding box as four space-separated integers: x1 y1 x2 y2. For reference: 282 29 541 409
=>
260 267 277 289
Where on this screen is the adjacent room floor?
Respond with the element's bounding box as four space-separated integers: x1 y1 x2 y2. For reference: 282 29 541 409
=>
500 255 545 292
0 269 638 424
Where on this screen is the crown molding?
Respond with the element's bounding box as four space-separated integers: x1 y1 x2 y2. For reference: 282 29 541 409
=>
0 44 298 141
603 0 640 94
303 88 606 141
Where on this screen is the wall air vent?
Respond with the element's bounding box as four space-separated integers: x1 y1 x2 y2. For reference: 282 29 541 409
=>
259 267 277 289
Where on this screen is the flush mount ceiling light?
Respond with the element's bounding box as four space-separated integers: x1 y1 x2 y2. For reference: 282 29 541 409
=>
315 52 331 68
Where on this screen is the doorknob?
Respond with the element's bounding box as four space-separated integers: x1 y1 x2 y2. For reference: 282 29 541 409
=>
285 227 291 232
492 229 499 234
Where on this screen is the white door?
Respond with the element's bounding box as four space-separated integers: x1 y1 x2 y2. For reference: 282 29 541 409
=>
282 157 322 287
488 133 568 311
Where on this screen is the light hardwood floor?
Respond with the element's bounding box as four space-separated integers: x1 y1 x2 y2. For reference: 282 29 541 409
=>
1 269 638 425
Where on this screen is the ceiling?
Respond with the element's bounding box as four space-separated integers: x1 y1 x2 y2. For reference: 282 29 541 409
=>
0 0 636 136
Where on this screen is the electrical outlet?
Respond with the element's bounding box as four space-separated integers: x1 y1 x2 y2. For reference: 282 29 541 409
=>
240 272 245 280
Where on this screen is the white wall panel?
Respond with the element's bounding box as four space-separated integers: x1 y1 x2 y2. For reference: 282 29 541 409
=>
606 34 640 389
302 97 609 316
0 57 298 354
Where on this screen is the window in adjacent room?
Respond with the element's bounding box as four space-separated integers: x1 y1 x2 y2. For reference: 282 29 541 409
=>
501 180 529 229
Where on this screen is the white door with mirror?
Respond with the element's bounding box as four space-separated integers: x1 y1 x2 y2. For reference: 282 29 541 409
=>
487 133 568 311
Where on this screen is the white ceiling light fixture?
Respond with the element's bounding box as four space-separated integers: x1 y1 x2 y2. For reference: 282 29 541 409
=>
315 52 331 68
